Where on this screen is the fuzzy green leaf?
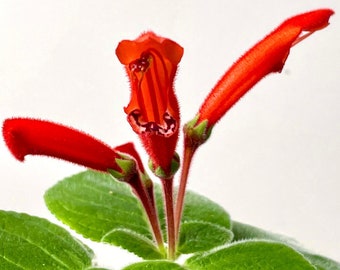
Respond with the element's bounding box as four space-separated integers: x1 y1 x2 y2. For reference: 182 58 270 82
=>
45 170 231 259
86 268 111 270
101 228 164 259
122 260 185 270
303 254 340 270
0 210 93 270
44 170 156 259
232 220 297 244
185 240 316 270
176 189 231 254
178 221 233 254
232 221 340 269
181 190 231 228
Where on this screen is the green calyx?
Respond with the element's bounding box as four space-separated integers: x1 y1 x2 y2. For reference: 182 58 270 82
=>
184 115 213 148
140 172 153 189
148 152 180 179
108 154 137 182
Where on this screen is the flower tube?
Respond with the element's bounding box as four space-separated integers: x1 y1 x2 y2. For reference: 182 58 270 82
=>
189 9 334 145
3 118 136 176
176 8 334 243
116 31 184 174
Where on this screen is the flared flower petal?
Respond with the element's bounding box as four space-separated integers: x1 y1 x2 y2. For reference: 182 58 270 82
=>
116 31 184 173
196 9 334 128
2 118 139 176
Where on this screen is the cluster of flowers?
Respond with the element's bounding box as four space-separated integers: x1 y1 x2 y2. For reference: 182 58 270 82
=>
2 9 333 259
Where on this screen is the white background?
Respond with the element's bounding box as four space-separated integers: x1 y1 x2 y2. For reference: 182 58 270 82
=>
1 0 339 269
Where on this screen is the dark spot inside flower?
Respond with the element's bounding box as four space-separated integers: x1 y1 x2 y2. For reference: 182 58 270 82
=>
129 52 152 73
129 110 177 137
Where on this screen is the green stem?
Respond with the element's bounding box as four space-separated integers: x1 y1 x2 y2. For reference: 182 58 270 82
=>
161 177 176 260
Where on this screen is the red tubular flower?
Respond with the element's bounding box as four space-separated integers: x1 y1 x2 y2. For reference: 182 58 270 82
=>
196 9 334 128
2 118 140 176
3 118 166 248
116 31 184 174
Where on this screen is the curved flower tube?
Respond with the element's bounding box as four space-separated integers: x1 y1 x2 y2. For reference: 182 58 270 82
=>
2 118 138 176
116 31 184 174
196 9 334 131
175 8 334 243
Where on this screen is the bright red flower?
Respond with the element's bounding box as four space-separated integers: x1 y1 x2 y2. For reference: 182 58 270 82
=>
116 31 184 174
3 118 165 247
2 118 141 177
197 9 334 128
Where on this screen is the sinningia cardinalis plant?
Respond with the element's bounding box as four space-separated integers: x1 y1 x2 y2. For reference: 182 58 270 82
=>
1 9 339 270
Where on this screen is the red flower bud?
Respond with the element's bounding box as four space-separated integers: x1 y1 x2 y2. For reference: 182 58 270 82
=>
116 31 184 172
2 118 139 175
197 9 334 128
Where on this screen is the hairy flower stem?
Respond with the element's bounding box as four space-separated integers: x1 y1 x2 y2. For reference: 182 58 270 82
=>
161 177 176 260
130 178 165 255
174 145 197 243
